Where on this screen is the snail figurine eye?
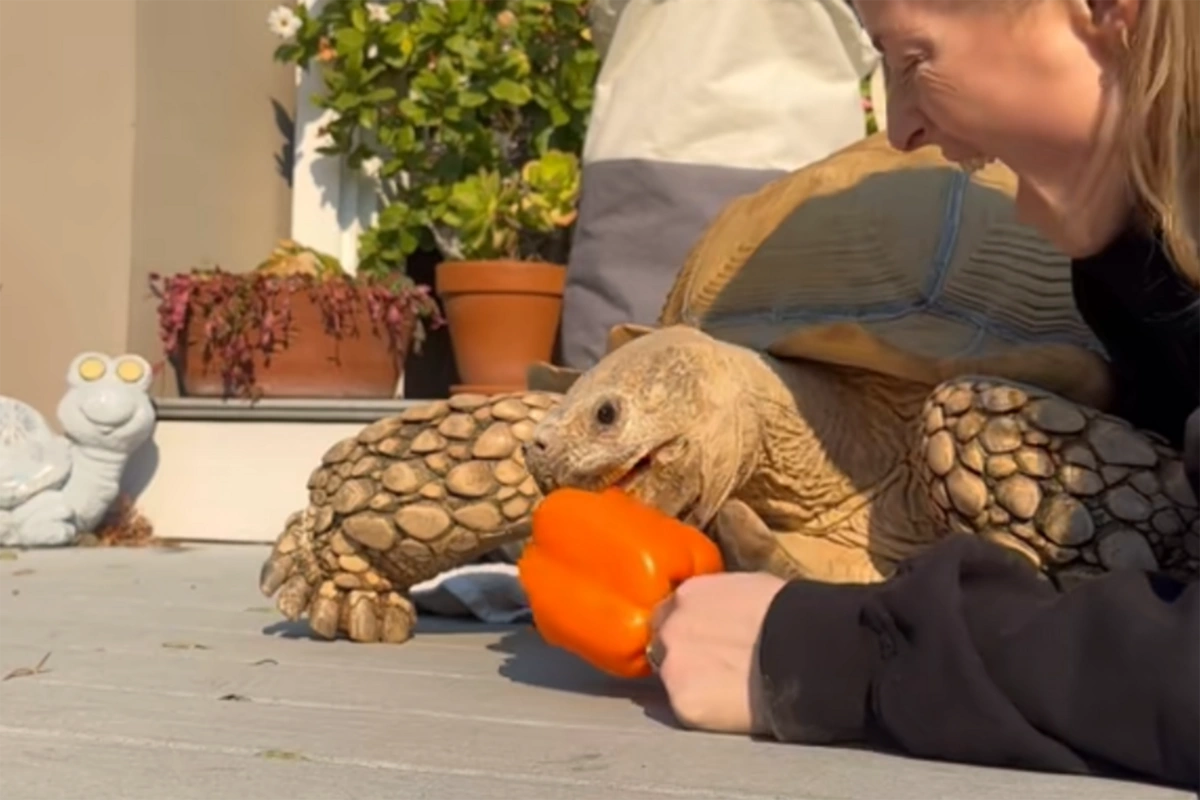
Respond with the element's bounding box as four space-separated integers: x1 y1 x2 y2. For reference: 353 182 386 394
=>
115 358 146 384
594 400 618 427
77 357 107 382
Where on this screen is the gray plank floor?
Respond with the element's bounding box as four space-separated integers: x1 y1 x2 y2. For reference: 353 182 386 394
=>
0 544 1189 800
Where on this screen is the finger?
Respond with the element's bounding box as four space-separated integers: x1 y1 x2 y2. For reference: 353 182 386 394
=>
1184 407 1199 488
649 590 678 634
645 594 675 675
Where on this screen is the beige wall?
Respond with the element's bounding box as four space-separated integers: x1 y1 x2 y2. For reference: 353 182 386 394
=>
0 0 137 422
0 0 295 422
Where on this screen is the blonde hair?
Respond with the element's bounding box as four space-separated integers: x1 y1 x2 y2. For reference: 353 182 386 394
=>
1120 0 1199 288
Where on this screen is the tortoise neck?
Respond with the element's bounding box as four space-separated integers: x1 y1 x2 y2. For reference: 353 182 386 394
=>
738 356 930 533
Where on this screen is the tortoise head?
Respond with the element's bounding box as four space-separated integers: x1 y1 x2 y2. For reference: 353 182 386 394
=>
523 325 761 529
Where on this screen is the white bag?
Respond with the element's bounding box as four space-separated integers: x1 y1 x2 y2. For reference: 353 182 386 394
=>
560 0 881 368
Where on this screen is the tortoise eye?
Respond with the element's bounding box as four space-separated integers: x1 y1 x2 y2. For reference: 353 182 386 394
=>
595 400 618 426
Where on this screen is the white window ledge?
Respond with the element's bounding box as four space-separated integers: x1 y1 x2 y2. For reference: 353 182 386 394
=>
153 397 429 424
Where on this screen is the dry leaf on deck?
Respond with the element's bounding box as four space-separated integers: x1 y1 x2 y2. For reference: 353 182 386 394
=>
2 652 51 681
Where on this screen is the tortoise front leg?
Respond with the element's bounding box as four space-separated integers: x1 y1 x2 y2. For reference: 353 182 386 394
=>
258 392 553 644
260 509 420 643
710 499 888 584
917 378 1200 588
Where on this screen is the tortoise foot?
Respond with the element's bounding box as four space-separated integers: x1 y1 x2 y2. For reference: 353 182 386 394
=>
259 393 555 642
259 509 417 643
919 378 1200 586
309 583 418 644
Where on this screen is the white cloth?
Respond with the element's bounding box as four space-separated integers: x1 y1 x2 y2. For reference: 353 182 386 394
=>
410 563 531 624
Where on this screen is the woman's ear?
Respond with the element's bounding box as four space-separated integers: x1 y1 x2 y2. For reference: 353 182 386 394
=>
1087 0 1141 40
1070 0 1138 60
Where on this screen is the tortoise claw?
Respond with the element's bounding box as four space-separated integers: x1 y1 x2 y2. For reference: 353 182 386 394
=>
259 552 295 596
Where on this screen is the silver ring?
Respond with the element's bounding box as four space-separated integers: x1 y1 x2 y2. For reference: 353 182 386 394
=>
645 637 666 672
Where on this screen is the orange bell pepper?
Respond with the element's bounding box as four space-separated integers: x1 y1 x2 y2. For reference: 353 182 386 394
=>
517 487 725 678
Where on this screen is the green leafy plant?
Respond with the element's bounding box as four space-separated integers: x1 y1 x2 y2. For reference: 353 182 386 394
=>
270 0 598 272
861 74 879 136
149 240 443 398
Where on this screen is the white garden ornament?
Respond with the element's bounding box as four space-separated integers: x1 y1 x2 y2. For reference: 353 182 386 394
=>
0 353 157 547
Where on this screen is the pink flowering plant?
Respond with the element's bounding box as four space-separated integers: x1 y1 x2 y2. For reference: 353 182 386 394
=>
268 0 598 268
149 240 442 398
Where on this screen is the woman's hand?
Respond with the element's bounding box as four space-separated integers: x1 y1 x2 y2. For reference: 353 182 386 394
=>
647 572 787 734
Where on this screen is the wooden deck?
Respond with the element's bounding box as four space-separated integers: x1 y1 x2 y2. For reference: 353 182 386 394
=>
0 544 1190 800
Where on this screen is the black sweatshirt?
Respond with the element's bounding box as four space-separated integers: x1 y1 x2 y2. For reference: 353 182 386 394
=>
1071 226 1199 448
754 228 1200 790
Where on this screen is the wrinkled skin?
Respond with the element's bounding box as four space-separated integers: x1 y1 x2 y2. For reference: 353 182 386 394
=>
521 324 944 583
524 326 763 530
522 324 1200 587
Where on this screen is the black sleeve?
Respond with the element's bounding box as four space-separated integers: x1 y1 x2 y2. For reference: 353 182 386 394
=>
1069 236 1199 448
754 534 1199 790
1070 267 1193 443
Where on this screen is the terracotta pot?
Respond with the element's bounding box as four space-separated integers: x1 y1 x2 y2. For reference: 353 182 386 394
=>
176 288 410 399
435 259 565 394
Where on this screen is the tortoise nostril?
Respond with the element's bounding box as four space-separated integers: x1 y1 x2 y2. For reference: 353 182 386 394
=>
522 440 545 471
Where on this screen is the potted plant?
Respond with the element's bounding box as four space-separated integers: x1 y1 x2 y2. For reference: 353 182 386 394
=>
149 240 442 400
862 74 880 136
272 0 598 393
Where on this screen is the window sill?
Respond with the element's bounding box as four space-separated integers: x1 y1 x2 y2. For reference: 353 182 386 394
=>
152 397 433 424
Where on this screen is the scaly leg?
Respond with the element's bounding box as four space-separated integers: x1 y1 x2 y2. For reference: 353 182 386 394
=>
711 498 888 584
260 508 420 642
259 392 557 643
917 377 1199 588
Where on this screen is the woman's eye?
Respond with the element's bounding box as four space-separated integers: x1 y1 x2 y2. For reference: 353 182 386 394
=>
886 51 925 83
905 51 930 76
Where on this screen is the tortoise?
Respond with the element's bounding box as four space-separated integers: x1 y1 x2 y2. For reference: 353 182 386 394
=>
258 133 1199 644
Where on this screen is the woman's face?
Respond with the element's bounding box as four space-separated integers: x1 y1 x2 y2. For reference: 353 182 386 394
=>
853 0 1138 257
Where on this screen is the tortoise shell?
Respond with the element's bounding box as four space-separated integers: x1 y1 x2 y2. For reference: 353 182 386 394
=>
540 133 1112 410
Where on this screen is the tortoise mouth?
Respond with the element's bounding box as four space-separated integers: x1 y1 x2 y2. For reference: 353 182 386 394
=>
603 438 706 527
600 438 677 494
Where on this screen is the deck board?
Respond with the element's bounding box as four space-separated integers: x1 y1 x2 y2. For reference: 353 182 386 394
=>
0 545 1190 800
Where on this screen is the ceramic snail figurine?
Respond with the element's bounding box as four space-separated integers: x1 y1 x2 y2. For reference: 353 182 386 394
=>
0 352 156 547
